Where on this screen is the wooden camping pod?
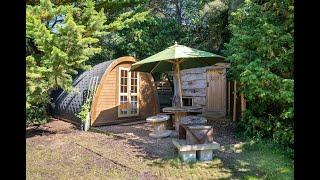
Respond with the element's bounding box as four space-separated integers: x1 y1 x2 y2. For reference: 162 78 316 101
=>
52 56 160 126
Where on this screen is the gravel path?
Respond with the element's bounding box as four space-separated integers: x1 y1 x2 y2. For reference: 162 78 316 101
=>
96 116 241 156
96 122 178 159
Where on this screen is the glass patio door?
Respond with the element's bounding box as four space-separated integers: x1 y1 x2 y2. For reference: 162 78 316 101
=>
118 67 139 117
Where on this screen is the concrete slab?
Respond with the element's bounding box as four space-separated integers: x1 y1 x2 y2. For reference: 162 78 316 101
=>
172 138 220 151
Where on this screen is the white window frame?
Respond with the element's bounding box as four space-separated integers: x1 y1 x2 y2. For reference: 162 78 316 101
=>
118 67 139 117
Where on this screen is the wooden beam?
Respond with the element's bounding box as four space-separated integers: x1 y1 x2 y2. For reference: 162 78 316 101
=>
173 62 183 107
166 59 176 64
150 61 162 73
177 59 184 64
233 81 237 122
177 63 183 107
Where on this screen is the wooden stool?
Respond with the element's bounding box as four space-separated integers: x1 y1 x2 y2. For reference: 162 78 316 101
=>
158 112 174 130
146 115 172 138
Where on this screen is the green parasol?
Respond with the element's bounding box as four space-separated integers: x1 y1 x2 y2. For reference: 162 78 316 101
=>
130 42 225 107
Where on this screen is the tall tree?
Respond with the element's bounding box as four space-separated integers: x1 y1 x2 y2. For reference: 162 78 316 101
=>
26 0 107 124
200 0 230 52
86 0 151 64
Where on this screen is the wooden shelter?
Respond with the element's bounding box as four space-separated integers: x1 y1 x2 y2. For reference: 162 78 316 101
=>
155 62 247 121
179 62 246 120
177 63 229 115
52 56 160 126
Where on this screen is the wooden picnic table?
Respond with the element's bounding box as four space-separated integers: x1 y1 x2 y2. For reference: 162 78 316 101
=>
162 106 202 131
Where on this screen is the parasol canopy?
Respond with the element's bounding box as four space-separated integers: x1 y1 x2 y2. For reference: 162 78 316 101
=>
130 42 225 73
130 42 225 107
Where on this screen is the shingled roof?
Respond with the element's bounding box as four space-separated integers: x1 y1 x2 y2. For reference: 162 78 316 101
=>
52 60 115 124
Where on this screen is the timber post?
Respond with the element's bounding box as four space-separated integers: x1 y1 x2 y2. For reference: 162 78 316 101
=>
233 80 237 121
173 60 183 107
241 93 246 113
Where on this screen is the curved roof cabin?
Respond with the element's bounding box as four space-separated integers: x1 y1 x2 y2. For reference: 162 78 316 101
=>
52 56 160 126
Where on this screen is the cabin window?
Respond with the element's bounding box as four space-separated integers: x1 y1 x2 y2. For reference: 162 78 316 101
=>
120 69 128 93
119 69 128 115
182 97 193 106
120 96 128 115
118 67 139 117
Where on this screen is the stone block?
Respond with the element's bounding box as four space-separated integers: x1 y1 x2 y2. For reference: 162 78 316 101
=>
179 150 196 162
172 139 220 162
197 150 213 161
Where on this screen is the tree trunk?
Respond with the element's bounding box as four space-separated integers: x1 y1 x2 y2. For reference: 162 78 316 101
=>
233 80 237 121
174 0 182 24
241 93 246 114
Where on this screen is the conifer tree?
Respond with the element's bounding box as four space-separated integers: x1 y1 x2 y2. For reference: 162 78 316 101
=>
26 0 106 124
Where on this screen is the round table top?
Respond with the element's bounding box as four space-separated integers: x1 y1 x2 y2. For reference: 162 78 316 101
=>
146 114 170 122
162 106 202 113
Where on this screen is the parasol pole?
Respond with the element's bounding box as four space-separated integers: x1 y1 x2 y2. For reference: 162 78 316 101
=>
173 59 183 108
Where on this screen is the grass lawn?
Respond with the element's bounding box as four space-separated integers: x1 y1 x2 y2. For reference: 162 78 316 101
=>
26 120 293 179
219 141 294 179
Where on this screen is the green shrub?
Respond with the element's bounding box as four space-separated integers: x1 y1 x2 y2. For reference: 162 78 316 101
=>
237 109 293 148
224 0 294 148
26 104 48 126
